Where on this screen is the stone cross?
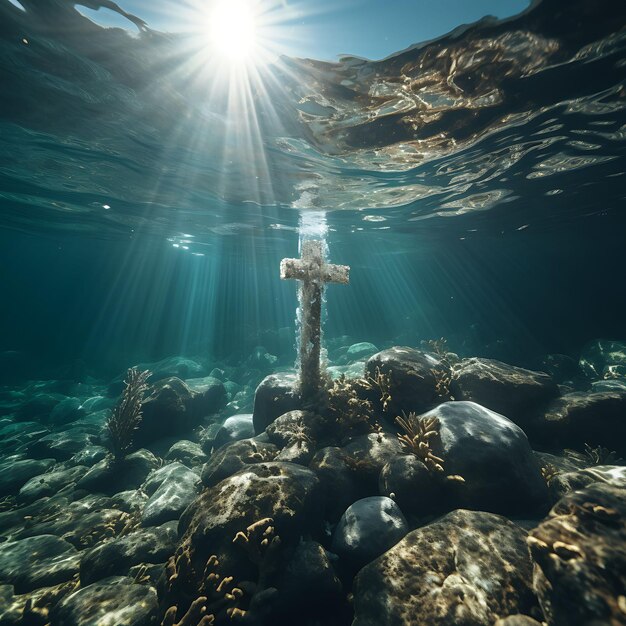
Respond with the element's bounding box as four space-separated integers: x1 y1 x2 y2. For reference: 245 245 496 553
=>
280 239 350 405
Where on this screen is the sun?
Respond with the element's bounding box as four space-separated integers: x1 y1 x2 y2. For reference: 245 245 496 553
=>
208 0 258 63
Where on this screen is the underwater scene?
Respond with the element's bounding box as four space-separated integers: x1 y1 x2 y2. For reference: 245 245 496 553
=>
1 0 626 624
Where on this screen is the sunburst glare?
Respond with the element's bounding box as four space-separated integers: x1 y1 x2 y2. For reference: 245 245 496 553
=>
207 0 258 64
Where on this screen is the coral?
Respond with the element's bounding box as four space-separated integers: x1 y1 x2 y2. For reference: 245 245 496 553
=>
162 597 215 626
540 462 560 485
395 412 445 473
431 366 454 400
74 510 139 549
565 443 624 467
19 576 80 626
233 518 281 569
425 337 460 366
365 367 393 413
163 546 246 625
162 519 285 626
248 447 278 463
107 367 151 461
395 412 464 482
327 374 377 434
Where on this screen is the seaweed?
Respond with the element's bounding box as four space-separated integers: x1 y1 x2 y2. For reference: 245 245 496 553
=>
106 367 151 461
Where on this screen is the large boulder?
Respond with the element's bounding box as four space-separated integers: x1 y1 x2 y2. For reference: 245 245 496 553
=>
533 390 626 451
77 449 158 495
528 482 626 626
0 535 80 593
180 462 321 577
135 377 225 447
352 509 537 626
331 496 408 573
184 376 227 417
366 347 447 415
451 358 558 428
252 373 301 433
0 458 55 496
381 402 548 515
309 447 368 522
18 465 86 503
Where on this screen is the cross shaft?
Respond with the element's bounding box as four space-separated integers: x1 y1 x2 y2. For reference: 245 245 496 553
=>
281 240 349 405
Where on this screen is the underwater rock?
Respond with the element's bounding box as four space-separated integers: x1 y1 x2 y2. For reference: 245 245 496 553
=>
109 356 207 394
528 482 626 626
0 421 49 452
201 437 279 487
165 439 206 467
451 357 558 428
592 378 626 393
379 454 440 517
331 496 408 573
266 410 318 445
275 439 316 465
536 354 586 386
494 617 543 626
535 390 626 451
547 465 626 503
327 360 368 380
79 395 113 414
579 339 626 379
0 534 80 593
366 347 446 415
15 393 62 422
70 444 108 467
246 345 279 373
48 397 86 425
141 462 201 527
266 410 321 464
309 446 366 522
278 540 344 618
136 377 225 448
0 494 68 537
212 413 255 450
76 449 158 495
0 457 55 496
110 489 149 513
352 509 537 626
184 375 227 416
343 432 404 493
180 462 321 576
80 521 178 584
27 428 96 461
418 402 549 514
18 465 86 503
16 505 130 548
52 576 159 626
347 342 379 361
252 372 301 433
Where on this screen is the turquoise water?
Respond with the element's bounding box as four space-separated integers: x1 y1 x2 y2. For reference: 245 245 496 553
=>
0 1 625 625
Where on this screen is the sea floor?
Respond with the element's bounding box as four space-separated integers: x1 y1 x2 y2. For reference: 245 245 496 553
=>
0 338 625 626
